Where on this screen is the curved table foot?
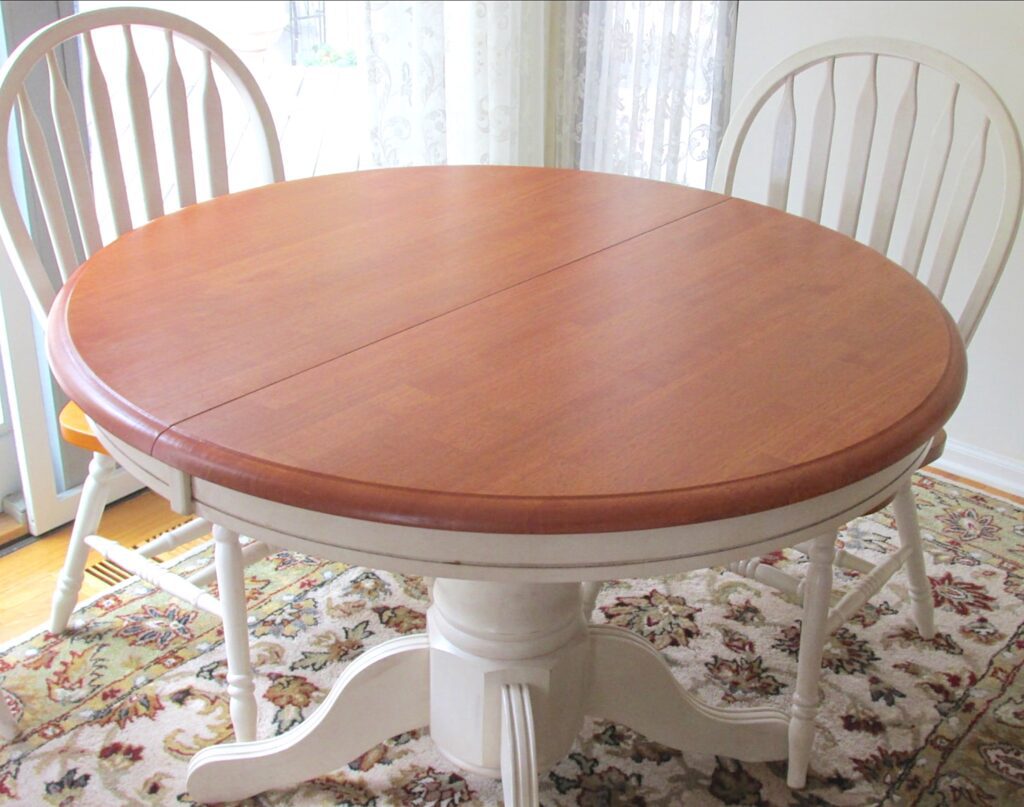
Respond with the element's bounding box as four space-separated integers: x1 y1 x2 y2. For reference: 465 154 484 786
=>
501 683 539 807
186 634 429 804
585 625 790 762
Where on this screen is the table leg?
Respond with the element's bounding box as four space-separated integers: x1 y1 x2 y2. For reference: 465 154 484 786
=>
501 683 539 807
186 634 430 803
585 625 789 761
187 578 790 804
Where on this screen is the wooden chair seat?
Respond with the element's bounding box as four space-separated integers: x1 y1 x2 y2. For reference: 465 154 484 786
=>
59 402 106 455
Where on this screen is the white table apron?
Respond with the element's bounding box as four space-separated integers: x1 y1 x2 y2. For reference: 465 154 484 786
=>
94 421 928 805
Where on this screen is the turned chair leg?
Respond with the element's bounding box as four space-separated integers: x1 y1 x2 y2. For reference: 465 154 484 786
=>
214 525 258 741
49 452 116 633
788 533 835 789
892 481 935 639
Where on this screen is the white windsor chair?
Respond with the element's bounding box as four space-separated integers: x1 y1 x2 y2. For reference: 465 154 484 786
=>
711 38 1022 787
0 6 288 742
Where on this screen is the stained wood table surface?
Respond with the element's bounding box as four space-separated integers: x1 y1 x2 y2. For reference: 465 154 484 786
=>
48 166 966 535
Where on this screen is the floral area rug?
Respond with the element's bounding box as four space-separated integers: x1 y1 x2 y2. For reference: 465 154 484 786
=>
1 473 1022 806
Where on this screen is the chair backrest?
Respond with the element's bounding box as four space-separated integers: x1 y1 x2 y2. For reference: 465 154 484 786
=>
713 38 1022 346
0 6 286 327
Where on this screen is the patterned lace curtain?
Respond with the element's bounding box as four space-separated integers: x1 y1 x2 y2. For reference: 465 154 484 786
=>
358 0 737 188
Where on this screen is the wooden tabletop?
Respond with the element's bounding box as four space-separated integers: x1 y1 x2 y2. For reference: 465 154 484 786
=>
48 167 966 534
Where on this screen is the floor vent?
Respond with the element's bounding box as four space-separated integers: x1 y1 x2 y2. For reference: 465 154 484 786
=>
83 519 205 589
85 558 132 586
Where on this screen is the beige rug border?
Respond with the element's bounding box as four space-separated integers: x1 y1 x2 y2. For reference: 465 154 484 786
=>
0 537 215 655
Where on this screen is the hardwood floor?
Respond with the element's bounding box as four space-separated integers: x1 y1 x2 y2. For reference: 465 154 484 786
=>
0 469 1019 646
0 491 194 643
925 467 1024 505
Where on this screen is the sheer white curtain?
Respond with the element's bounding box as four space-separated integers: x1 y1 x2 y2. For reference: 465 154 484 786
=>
358 0 737 188
361 1 548 167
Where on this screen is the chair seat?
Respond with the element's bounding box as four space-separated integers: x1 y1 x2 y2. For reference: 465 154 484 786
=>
59 402 107 455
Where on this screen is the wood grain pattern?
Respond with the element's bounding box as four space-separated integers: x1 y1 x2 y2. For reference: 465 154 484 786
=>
48 167 721 449
48 169 966 534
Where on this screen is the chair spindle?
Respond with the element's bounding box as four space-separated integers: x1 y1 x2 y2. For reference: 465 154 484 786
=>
767 75 796 210
900 84 960 277
801 58 836 223
163 30 196 208
46 51 102 258
867 61 920 255
16 91 78 279
123 25 163 221
201 51 228 198
836 54 878 238
82 30 132 236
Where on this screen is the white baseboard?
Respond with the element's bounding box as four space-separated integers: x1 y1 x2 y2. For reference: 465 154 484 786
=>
931 438 1024 498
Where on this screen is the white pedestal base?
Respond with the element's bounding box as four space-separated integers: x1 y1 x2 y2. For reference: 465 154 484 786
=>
187 579 789 804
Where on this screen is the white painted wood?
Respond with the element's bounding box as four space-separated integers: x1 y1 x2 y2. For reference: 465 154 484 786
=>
85 533 222 617
167 465 193 515
81 30 132 237
83 420 925 583
901 86 959 279
428 580 588 777
121 25 163 221
728 557 803 597
0 5 286 339
927 121 990 301
801 57 835 223
212 525 255 740
892 481 936 639
767 75 796 209
714 43 1022 782
187 634 431 804
580 581 601 620
190 578 791 804
500 683 539 807
835 55 878 238
163 30 195 208
832 547 876 575
45 52 102 258
201 52 228 199
49 452 115 633
712 37 1022 349
788 533 835 789
188 539 272 588
825 544 911 634
0 10 287 751
135 517 211 558
867 62 919 254
16 91 78 280
586 625 790 762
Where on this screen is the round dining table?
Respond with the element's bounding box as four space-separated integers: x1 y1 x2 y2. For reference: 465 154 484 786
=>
46 166 965 804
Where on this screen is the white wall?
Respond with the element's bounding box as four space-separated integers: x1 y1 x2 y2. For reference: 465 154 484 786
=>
732 0 1024 495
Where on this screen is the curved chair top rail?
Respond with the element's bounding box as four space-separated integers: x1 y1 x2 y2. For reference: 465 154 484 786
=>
0 6 286 326
712 37 1023 346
